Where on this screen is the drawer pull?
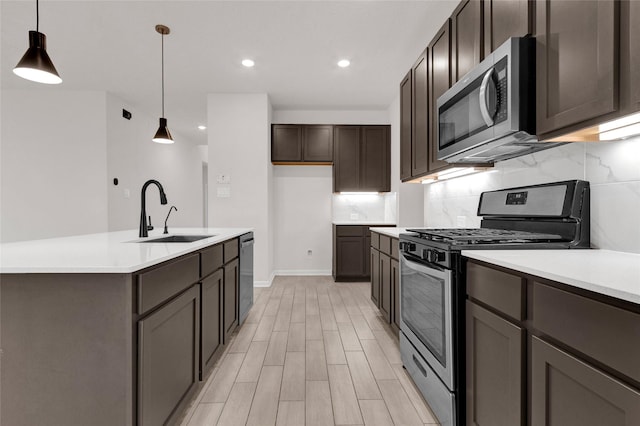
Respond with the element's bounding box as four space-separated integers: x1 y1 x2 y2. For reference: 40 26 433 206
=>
413 355 427 377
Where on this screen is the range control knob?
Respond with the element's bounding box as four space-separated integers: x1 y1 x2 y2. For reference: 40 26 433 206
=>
427 250 445 263
399 242 416 252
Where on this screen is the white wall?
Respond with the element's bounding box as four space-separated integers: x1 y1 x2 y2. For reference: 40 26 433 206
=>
208 94 273 284
388 95 424 226
273 166 333 274
1 90 108 242
423 139 640 253
106 93 204 232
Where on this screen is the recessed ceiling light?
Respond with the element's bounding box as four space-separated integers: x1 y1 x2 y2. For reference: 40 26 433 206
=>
198 125 207 130
337 59 350 68
242 59 255 68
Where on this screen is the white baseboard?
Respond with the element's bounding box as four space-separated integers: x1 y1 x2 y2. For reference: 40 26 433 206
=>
271 269 332 276
253 271 277 288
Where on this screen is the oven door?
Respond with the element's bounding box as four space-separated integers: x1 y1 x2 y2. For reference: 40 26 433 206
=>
400 251 454 390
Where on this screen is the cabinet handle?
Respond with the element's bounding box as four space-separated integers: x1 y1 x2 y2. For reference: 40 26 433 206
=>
412 355 427 377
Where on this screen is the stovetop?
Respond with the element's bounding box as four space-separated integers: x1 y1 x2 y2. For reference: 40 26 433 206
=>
406 228 567 246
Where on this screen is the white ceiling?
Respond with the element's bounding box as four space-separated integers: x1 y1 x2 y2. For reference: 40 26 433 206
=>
1 0 458 144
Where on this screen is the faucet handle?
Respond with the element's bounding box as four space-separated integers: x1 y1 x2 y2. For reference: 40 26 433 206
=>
147 215 154 231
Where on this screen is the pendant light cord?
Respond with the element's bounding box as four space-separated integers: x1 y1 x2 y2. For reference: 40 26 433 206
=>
36 0 39 32
161 32 165 117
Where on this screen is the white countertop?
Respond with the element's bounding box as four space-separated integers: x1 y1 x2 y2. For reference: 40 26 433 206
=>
0 228 252 274
369 227 420 239
462 249 640 305
333 221 397 226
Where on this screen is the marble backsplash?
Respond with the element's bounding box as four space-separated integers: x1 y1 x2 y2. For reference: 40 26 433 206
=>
423 137 640 253
333 192 397 224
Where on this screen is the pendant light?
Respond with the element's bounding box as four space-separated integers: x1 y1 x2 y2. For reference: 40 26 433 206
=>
152 24 174 144
13 0 62 84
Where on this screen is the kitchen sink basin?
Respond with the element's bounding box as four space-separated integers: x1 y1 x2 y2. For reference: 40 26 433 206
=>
138 235 216 243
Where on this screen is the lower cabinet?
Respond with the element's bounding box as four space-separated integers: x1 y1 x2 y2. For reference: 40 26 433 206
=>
466 300 524 426
531 336 640 426
371 247 380 306
380 252 391 322
201 269 223 379
224 258 239 343
466 259 640 426
391 259 400 330
138 285 200 426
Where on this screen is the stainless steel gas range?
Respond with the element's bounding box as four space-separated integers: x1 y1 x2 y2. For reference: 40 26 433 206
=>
399 180 590 426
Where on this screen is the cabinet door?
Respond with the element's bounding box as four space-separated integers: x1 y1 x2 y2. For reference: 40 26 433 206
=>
360 126 390 192
364 233 372 278
484 0 532 55
138 285 200 426
333 126 360 192
391 258 400 331
336 236 366 279
224 259 239 342
531 336 640 426
303 125 333 162
201 269 223 378
630 0 640 110
536 0 618 137
412 51 429 177
400 70 413 181
452 0 483 82
272 125 302 162
380 253 391 322
466 301 524 426
428 20 453 173
370 248 380 307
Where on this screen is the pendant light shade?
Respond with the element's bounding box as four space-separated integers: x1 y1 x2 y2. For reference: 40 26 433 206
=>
153 24 174 144
13 0 62 84
153 117 174 144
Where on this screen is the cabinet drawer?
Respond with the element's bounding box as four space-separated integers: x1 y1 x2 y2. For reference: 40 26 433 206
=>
371 232 380 249
533 282 640 383
336 225 364 237
200 244 223 278
466 261 525 321
223 238 239 263
391 238 399 259
379 235 391 255
137 254 200 315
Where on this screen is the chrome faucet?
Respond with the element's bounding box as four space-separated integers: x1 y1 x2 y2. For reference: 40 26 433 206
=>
139 179 168 237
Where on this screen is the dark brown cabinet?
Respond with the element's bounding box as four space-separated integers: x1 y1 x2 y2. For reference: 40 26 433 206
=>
531 336 640 426
370 231 400 334
466 300 524 426
400 70 413 181
535 0 618 139
201 269 223 379
370 247 380 306
631 0 640 110
333 125 390 193
138 285 200 426
428 20 453 173
412 51 429 177
333 225 369 281
466 259 640 426
223 258 239 342
451 0 483 83
483 0 532 56
271 124 333 164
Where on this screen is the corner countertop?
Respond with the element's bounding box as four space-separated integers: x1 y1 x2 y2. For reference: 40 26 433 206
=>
333 221 397 226
0 228 252 274
369 227 421 239
462 249 640 305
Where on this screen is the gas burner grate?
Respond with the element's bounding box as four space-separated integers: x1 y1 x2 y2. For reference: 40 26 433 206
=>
406 228 565 245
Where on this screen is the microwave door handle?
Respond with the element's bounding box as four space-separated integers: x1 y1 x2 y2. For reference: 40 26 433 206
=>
479 67 497 127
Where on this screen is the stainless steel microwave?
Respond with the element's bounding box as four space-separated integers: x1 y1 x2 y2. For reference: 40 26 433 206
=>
437 37 564 163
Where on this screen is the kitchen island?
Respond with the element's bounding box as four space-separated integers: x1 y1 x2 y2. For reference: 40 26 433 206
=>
0 228 252 426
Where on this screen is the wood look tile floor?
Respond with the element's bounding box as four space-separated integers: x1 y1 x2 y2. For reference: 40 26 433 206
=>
181 276 440 426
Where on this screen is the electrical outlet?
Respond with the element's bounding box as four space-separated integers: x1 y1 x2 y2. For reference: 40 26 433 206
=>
217 187 231 198
217 174 231 184
350 213 358 220
123 189 130 199
307 249 313 256
457 216 466 227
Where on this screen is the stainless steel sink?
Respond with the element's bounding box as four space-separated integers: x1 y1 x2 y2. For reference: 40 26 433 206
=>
138 235 215 243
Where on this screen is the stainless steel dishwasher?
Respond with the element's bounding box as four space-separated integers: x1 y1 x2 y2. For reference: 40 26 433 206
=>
238 232 254 325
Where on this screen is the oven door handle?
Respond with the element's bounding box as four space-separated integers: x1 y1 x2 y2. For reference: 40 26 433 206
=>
401 254 449 280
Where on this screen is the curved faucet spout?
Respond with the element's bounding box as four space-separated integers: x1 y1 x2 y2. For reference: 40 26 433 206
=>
139 179 168 238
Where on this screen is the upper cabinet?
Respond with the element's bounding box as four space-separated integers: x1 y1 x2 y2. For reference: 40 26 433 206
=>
412 50 430 177
333 125 390 193
535 0 618 139
428 20 454 173
400 70 413 181
271 124 333 164
451 0 483 83
483 0 533 56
